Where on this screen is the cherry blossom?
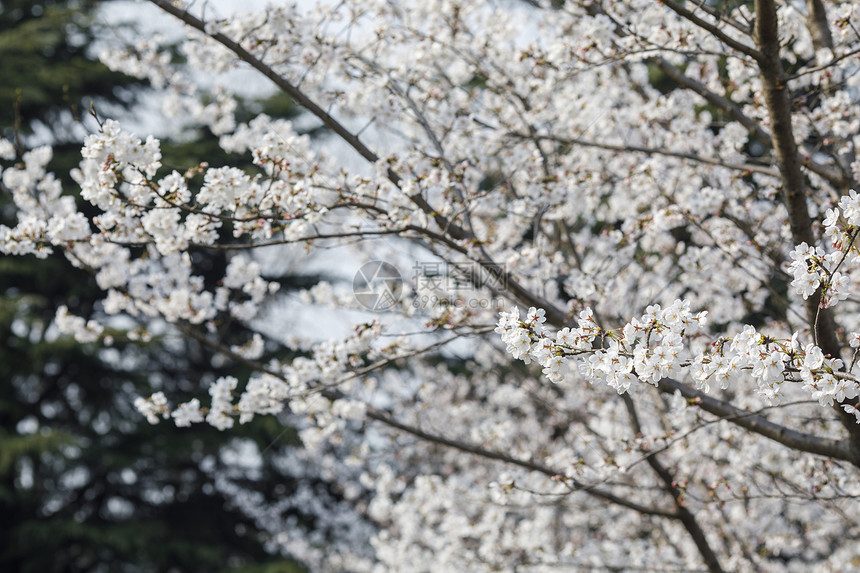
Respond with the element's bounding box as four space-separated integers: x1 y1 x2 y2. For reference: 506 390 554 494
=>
6 0 860 570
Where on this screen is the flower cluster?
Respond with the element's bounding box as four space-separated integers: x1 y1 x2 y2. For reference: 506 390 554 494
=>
497 300 706 391
496 306 593 383
133 392 169 425
787 242 850 307
694 329 858 404
786 190 860 308
134 320 391 433
499 301 860 412
54 305 104 344
10 0 860 569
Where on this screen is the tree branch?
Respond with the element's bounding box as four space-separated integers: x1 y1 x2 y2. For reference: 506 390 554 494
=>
687 0 751 35
589 3 853 191
752 0 843 356
512 131 780 177
177 318 680 520
648 58 851 191
656 378 858 464
622 394 725 573
660 0 762 61
805 0 834 52
146 0 471 242
176 320 683 520
754 0 860 458
785 46 860 82
364 404 678 519
147 0 569 327
649 57 772 146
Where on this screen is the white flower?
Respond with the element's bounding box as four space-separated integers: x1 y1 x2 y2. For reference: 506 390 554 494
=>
172 398 204 427
804 343 825 369
47 212 90 244
0 137 15 160
505 328 532 362
230 333 265 360
236 374 288 423
495 307 521 334
660 299 690 331
752 352 786 383
206 409 235 431
842 403 860 424
134 392 169 424
332 399 367 420
791 271 821 299
206 376 237 430
54 305 103 343
838 189 860 226
526 306 546 327
555 327 577 347
823 271 850 308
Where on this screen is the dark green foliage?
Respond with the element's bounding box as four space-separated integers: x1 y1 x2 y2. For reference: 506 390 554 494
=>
0 2 310 571
0 0 141 142
0 230 306 572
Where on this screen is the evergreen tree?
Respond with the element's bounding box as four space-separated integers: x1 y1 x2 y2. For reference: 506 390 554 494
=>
0 2 309 571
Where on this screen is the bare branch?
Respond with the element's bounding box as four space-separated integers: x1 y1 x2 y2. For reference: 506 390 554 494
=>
512 131 780 177
659 0 762 61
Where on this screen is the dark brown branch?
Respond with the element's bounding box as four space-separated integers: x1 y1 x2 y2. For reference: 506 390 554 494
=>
513 131 780 177
622 395 725 573
660 0 762 61
196 229 406 249
650 57 772 146
364 405 677 518
754 0 860 461
752 0 842 355
805 0 834 51
657 378 858 464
